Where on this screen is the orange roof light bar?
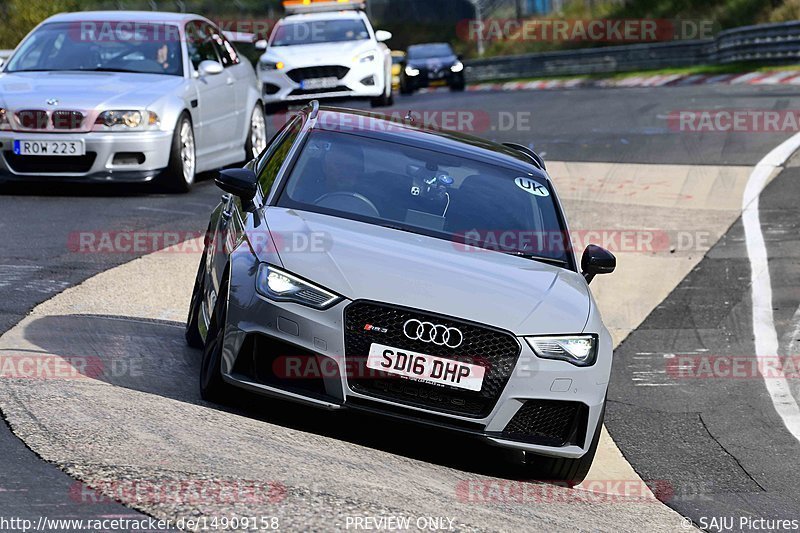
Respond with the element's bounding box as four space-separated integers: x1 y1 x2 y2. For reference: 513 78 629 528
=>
283 0 366 14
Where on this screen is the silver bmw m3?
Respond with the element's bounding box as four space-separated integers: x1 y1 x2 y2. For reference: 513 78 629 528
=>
187 102 617 482
0 11 267 191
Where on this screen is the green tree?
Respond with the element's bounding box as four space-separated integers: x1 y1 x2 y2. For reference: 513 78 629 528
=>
0 0 79 49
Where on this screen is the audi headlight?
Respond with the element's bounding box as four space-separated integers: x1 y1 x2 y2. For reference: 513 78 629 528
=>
256 264 342 309
450 61 464 73
526 335 598 367
356 51 377 63
405 66 420 77
94 110 159 131
0 108 9 131
260 60 284 71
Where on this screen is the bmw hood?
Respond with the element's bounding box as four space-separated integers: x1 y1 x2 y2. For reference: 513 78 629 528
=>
263 208 591 335
0 71 184 111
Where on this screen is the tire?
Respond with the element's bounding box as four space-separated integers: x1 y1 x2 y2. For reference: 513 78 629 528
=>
185 248 207 349
245 104 268 160
160 113 195 193
199 277 232 403
371 77 394 108
522 402 605 485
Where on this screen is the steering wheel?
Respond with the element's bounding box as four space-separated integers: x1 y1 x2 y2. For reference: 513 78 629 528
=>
314 192 380 218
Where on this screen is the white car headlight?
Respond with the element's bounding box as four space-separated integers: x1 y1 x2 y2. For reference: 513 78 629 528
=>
0 108 10 130
94 110 159 131
256 264 342 310
405 66 420 77
450 61 464 73
526 335 598 367
356 51 377 63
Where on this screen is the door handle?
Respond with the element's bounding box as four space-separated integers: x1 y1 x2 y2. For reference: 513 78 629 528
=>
226 77 235 86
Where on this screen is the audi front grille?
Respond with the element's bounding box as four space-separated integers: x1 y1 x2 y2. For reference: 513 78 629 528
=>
344 301 521 418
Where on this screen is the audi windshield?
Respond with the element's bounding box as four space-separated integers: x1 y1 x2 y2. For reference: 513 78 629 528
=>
277 130 570 265
6 21 184 76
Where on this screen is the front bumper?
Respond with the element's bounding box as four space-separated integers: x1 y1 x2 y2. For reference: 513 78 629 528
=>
0 130 173 181
223 284 611 459
259 61 385 104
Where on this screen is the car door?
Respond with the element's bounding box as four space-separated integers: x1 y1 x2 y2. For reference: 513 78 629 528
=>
186 21 239 162
210 29 251 136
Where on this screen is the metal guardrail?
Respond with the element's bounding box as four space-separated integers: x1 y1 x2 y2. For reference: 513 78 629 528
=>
465 20 800 82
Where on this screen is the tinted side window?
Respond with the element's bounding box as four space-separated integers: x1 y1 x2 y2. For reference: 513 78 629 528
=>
214 33 241 67
257 117 303 197
185 22 220 69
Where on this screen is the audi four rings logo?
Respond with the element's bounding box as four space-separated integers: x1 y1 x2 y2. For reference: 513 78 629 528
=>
403 319 464 348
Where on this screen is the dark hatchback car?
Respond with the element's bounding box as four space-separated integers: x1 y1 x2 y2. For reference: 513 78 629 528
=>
400 42 465 94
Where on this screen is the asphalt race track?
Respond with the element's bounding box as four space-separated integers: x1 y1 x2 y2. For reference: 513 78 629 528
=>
2 84 800 531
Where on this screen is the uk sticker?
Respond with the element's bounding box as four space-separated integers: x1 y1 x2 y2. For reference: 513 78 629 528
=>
515 177 549 196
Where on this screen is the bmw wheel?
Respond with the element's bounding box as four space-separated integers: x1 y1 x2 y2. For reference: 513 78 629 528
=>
246 104 268 160
160 113 196 193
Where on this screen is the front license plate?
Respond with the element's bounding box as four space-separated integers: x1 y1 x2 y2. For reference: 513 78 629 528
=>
367 342 485 392
13 140 85 156
301 77 339 90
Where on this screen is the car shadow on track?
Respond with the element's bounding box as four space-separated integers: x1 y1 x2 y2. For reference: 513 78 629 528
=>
21 313 538 481
0 171 218 197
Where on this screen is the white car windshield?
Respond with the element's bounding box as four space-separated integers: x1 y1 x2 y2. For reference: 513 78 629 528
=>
6 21 184 76
271 19 370 46
279 130 570 266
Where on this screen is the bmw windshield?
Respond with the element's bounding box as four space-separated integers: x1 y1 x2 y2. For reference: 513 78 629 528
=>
277 130 571 266
6 21 184 76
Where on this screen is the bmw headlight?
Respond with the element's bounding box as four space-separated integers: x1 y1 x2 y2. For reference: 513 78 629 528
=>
94 110 159 131
405 66 420 77
256 264 342 309
526 335 598 367
450 61 464 73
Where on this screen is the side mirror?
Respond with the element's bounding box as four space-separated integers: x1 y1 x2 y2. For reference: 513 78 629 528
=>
216 168 257 202
375 30 392 42
198 60 224 77
581 244 616 284
255 39 268 50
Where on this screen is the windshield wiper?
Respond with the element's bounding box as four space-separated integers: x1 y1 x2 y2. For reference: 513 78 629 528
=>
499 250 568 267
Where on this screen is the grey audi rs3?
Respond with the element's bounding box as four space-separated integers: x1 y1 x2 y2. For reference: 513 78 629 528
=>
186 102 616 482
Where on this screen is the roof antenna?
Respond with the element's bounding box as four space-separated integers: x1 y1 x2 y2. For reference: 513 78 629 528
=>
404 110 415 124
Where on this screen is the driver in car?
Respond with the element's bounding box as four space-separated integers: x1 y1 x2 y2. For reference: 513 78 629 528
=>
296 141 367 203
